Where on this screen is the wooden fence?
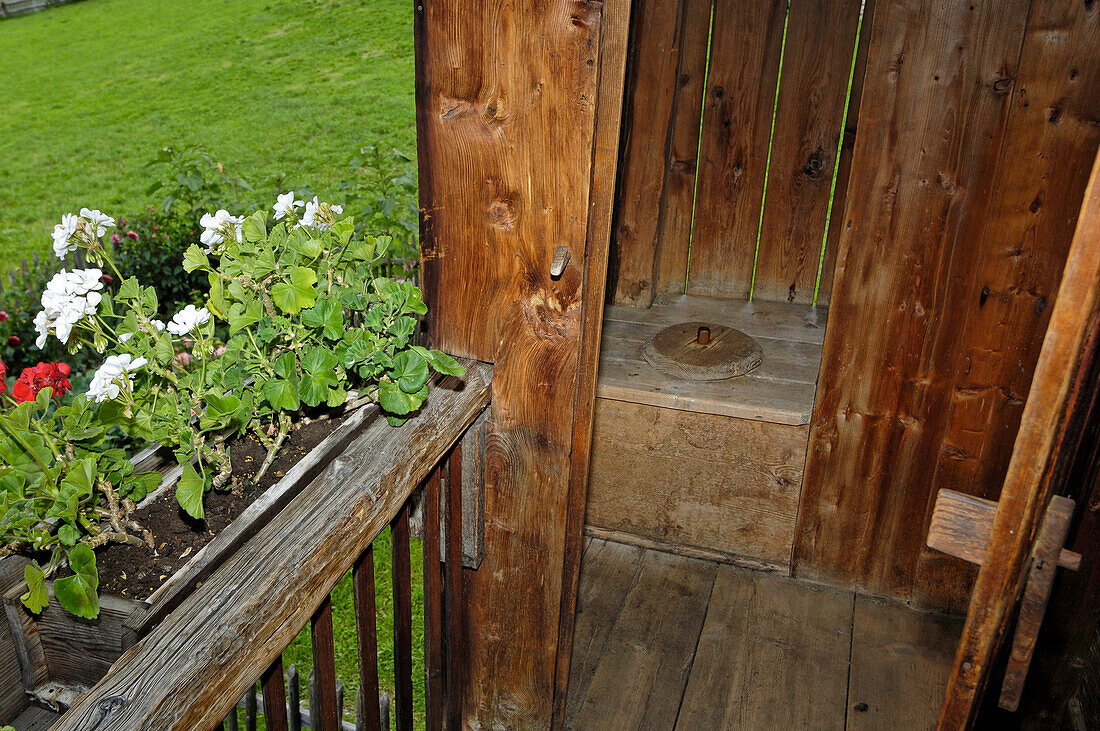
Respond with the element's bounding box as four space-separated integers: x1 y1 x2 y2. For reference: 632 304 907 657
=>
0 0 75 19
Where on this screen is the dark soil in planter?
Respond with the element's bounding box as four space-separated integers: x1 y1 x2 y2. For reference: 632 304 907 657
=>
91 413 350 600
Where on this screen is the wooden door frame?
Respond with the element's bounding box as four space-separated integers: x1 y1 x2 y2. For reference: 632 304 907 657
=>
939 151 1100 726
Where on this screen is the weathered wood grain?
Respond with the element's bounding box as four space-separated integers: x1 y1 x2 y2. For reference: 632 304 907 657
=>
754 0 863 305
353 546 381 731
0 556 30 721
261 658 288 731
999 496 1076 711
914 0 1100 613
687 0 786 299
422 467 443 729
610 0 687 305
817 0 876 306
443 445 464 731
414 1 609 725
30 588 139 687
675 566 853 729
847 595 962 730
391 504 413 731
794 0 1031 599
3 581 47 692
51 363 491 730
583 525 787 575
562 539 645 727
655 0 714 295
587 399 806 566
939 152 1100 726
606 295 828 345
570 550 715 730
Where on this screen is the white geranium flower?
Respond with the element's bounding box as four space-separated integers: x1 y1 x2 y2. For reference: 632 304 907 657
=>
299 197 343 231
35 268 104 346
78 208 116 237
199 210 244 252
87 354 148 402
52 214 80 259
167 304 211 336
151 319 166 331
119 332 134 343
273 191 304 220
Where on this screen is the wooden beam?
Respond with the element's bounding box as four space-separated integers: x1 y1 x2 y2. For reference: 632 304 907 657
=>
938 150 1100 727
414 0 616 726
51 363 491 730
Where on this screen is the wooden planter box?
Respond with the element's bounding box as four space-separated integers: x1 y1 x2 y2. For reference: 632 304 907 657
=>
0 400 381 719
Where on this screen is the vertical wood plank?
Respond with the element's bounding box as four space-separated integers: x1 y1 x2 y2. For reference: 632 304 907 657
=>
353 546 381 731
311 597 340 731
444 446 464 731
288 664 301 731
816 0 876 306
753 0 862 304
261 658 289 731
655 0 714 296
686 0 786 299
414 0 609 726
939 151 1100 727
423 468 444 729
245 684 257 731
610 0 688 305
913 0 1100 612
794 0 1030 598
390 504 413 731
553 0 632 724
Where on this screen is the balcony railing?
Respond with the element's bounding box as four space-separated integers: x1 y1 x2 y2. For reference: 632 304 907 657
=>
50 360 492 731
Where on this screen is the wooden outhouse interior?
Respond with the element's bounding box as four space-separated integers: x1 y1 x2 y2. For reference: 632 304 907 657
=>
416 0 1100 727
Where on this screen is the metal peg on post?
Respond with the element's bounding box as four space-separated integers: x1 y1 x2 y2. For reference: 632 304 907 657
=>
550 246 571 278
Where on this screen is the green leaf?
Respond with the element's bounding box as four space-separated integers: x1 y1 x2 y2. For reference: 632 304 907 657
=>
54 544 99 619
426 348 465 377
378 379 428 416
241 210 268 243
117 277 141 300
176 463 205 519
61 457 96 499
207 272 227 319
182 244 211 273
262 378 300 411
58 524 79 547
20 564 48 614
271 266 318 314
228 300 263 334
302 300 344 340
389 350 430 393
127 471 162 503
331 219 355 246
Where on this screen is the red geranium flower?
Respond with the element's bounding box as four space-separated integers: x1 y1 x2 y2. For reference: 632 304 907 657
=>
126 231 139 241
0 359 6 395
12 362 72 403
6 336 19 348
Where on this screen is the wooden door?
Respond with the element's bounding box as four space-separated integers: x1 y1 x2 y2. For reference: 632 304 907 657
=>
413 1 630 727
938 152 1100 727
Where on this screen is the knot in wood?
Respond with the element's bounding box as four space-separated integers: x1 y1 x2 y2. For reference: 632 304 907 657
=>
802 147 828 179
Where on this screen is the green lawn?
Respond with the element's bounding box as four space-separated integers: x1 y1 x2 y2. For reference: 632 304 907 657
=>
2 0 425 724
0 0 417 271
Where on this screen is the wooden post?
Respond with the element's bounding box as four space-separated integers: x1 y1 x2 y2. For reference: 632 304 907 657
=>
414 1 626 726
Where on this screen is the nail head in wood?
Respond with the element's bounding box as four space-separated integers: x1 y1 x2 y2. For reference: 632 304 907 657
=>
696 326 711 346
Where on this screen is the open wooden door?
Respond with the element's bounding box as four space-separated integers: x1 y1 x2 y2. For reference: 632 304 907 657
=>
937 151 1100 727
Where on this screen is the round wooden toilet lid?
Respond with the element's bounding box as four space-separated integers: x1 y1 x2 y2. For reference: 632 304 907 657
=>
641 321 762 381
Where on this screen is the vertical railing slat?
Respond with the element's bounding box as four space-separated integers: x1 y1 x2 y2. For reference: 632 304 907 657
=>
262 656 290 731
311 595 341 730
423 466 445 728
353 545 382 731
288 664 302 731
445 444 465 729
245 683 257 731
391 502 414 731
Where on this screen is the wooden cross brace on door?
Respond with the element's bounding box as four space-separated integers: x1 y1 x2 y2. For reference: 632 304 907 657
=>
927 489 1082 712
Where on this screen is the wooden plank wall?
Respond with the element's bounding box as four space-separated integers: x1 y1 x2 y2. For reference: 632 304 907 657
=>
415 0 626 727
794 0 1100 610
609 0 866 306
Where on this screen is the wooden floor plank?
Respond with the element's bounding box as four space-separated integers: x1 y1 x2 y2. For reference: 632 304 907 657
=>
564 539 646 725
847 595 962 730
676 567 854 730
569 550 717 730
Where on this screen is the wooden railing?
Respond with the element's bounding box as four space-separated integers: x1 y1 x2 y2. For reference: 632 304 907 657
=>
51 361 492 730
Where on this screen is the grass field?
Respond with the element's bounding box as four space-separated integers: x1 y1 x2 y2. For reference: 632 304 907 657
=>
2 0 425 724
0 0 417 271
